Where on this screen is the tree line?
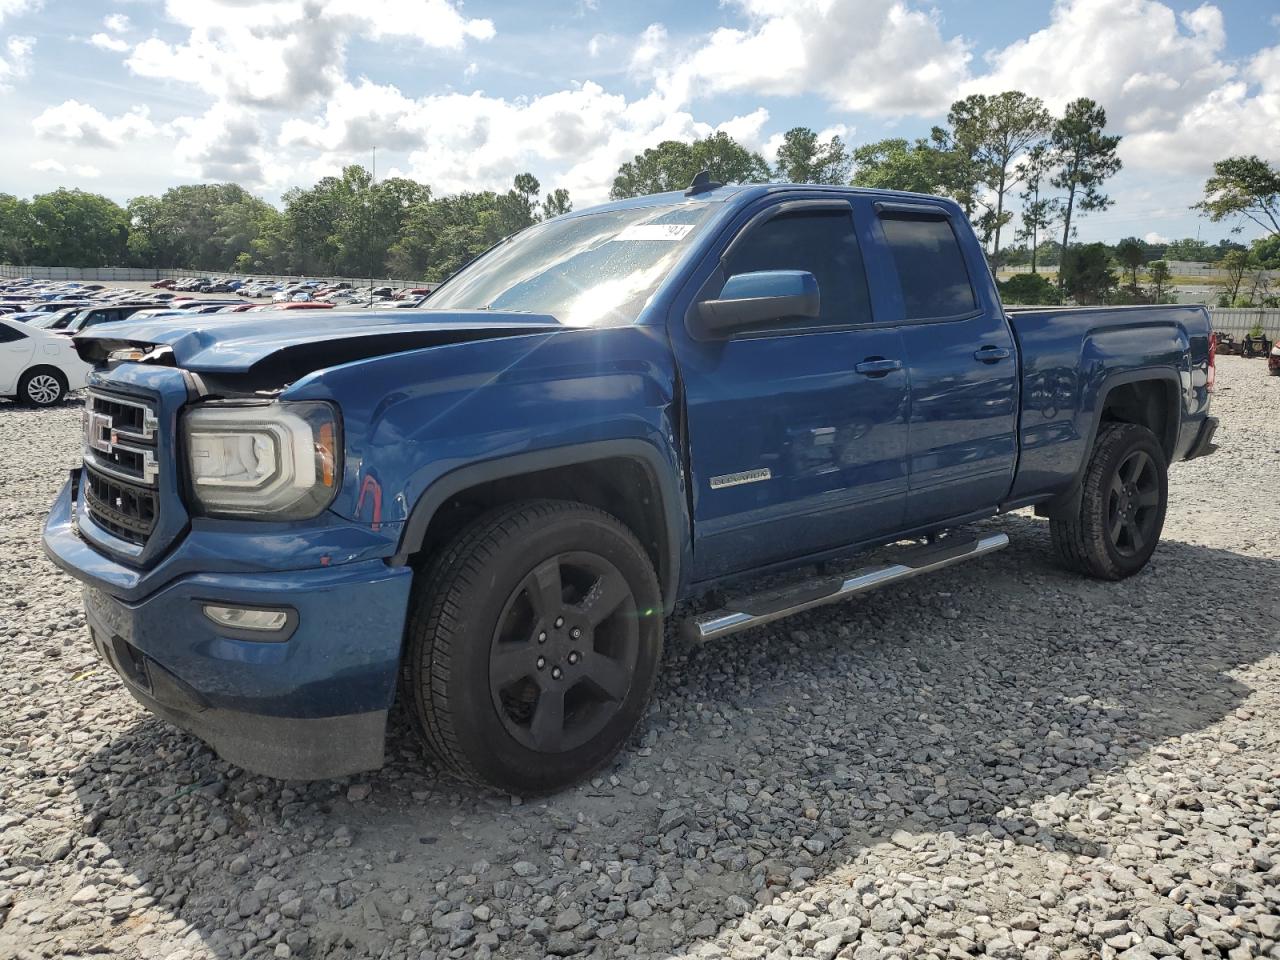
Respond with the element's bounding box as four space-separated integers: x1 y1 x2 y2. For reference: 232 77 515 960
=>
1 89 1277 303
0 169 572 282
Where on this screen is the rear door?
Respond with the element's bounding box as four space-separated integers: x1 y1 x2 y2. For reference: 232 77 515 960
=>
874 202 1018 524
670 197 910 581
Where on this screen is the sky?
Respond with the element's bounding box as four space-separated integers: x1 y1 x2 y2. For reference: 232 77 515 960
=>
0 0 1278 246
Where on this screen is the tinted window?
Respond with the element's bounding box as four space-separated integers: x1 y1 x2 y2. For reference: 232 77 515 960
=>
0 322 28 343
723 209 871 328
881 216 977 320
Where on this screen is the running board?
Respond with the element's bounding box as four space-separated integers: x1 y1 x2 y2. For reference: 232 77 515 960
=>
683 533 1010 643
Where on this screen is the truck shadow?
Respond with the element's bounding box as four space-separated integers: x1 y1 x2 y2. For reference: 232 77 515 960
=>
49 513 1279 959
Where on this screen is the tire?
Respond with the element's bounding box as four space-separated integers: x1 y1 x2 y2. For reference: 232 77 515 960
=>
18 368 66 407
1050 422 1168 580
401 499 663 794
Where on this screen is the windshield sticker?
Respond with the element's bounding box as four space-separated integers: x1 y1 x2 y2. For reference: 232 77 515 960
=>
610 223 695 242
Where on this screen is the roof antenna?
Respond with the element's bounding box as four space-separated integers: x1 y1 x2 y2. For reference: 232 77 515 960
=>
685 170 722 196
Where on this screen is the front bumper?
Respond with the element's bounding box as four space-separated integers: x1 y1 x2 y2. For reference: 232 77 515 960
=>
43 477 414 780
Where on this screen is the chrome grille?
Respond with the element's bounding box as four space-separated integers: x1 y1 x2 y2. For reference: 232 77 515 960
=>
82 389 161 546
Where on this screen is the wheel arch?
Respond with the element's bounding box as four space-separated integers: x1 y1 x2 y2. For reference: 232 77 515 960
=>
392 440 684 613
1037 368 1180 521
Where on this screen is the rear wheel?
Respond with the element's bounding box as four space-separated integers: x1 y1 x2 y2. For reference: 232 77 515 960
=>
1051 422 1168 580
18 368 66 406
401 500 663 793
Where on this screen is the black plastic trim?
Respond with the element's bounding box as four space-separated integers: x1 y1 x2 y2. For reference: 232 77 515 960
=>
391 439 684 613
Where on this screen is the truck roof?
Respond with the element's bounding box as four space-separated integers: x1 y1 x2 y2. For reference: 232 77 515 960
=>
562 182 960 219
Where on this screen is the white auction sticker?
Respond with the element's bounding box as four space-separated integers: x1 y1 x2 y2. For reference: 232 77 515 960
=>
611 223 695 242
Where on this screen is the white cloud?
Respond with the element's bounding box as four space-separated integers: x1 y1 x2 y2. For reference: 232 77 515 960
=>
126 0 493 109
89 33 129 53
0 34 33 89
967 0 1280 174
275 77 746 203
172 102 270 185
587 32 617 58
32 100 156 148
103 13 130 33
646 0 971 115
325 0 494 46
29 158 103 178
0 0 40 27
715 107 770 150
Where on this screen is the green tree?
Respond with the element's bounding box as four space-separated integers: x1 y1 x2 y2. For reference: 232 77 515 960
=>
0 193 34 263
1220 249 1251 303
1015 143 1059 274
941 92 1052 260
27 189 129 267
1194 155 1280 239
1251 234 1280 269
1164 237 1214 262
850 138 949 194
610 133 770 199
1115 237 1145 288
1147 260 1173 304
772 126 851 184
997 272 1060 305
541 188 572 220
1050 98 1122 296
1060 242 1117 304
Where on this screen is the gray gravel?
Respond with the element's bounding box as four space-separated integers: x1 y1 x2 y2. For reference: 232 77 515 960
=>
1 356 1278 960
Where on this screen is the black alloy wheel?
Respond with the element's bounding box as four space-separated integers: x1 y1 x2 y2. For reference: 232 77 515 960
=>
488 551 639 754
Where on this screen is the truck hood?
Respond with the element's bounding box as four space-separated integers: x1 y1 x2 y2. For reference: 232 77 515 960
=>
72 308 565 378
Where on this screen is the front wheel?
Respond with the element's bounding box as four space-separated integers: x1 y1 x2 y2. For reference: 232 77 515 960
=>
401 500 663 794
1051 422 1168 580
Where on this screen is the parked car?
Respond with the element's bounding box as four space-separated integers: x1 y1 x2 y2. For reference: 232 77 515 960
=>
0 316 91 405
45 181 1217 792
151 279 178 290
62 303 165 333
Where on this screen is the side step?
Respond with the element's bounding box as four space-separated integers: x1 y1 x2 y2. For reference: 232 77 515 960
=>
683 532 1010 643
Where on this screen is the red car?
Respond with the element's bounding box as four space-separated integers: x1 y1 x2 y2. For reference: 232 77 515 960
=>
150 278 177 290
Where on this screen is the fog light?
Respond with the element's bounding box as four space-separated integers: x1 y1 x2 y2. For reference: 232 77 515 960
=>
203 604 290 632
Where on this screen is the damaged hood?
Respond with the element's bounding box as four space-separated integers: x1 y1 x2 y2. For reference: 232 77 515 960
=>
72 308 565 374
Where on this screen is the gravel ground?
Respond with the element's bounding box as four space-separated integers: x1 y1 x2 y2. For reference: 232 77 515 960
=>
1 356 1277 960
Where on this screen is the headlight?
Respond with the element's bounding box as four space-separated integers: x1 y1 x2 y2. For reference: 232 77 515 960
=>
182 401 340 519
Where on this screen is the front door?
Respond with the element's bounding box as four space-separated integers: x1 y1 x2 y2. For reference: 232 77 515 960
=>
671 199 911 582
875 206 1019 524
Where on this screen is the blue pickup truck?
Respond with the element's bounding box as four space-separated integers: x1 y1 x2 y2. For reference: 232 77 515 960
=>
43 181 1218 793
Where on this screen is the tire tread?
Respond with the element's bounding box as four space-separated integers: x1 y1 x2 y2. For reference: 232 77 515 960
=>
401 499 658 789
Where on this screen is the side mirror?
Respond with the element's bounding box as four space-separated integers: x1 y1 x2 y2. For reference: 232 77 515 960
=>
695 270 820 338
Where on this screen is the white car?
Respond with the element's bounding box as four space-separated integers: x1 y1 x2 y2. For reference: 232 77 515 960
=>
0 317 92 406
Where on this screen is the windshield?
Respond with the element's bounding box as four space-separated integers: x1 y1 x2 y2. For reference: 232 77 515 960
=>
424 201 716 326
31 308 78 329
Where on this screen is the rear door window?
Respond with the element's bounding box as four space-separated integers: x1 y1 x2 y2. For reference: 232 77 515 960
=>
880 216 978 320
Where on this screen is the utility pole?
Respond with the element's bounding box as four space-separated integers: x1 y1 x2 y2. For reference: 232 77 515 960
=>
369 146 376 308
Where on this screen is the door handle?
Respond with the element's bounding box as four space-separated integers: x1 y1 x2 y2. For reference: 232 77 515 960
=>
973 345 1011 363
854 358 903 377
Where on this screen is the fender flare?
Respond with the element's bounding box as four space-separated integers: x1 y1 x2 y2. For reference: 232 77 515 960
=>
390 439 685 612
1038 366 1182 519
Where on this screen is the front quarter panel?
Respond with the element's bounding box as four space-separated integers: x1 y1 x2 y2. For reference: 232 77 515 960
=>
282 325 684 532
